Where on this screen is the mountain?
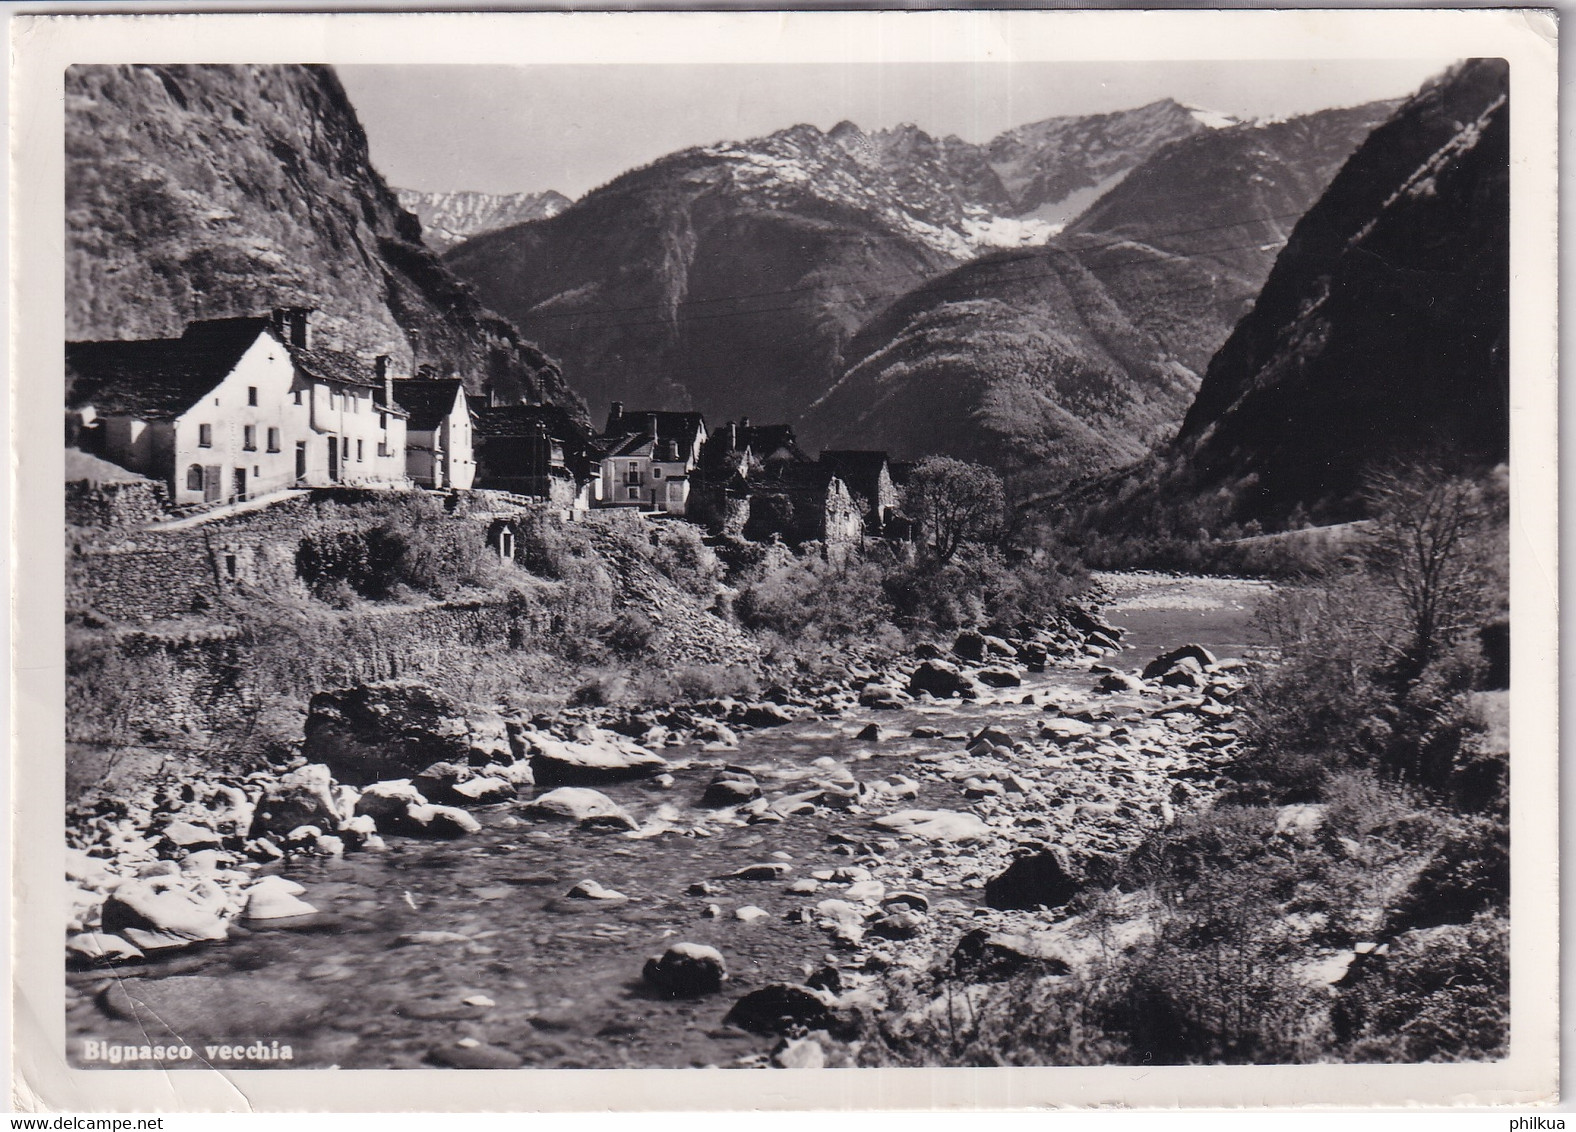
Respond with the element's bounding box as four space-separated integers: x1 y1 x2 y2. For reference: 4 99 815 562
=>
1169 59 1509 524
441 101 1215 424
66 64 580 414
395 188 572 252
806 101 1396 495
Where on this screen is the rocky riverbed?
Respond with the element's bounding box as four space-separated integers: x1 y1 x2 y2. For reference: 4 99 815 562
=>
64 572 1268 1070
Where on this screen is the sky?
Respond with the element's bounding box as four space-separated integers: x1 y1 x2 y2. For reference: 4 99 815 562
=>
337 59 1455 199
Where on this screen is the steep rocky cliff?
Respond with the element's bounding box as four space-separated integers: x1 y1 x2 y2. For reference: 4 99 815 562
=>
66 65 581 414
1173 60 1509 522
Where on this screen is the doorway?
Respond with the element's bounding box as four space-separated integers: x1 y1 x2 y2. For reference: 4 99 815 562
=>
232 467 247 503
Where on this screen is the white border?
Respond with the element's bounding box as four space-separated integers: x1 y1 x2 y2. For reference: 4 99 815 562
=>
9 8 1559 1112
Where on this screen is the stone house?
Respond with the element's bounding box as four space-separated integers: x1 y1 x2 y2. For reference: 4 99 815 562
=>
470 402 592 510
592 402 707 514
817 450 901 534
742 461 865 546
67 308 409 507
384 377 475 490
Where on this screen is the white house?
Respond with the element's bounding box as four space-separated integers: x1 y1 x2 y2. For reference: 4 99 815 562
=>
592 403 707 514
67 308 409 508
385 377 475 490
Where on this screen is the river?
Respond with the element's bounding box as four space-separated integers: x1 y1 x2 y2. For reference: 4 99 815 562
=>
66 572 1272 1070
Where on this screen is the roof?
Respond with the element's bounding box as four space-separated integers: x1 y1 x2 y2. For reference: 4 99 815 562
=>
602 409 706 453
66 317 275 419
387 378 466 431
749 461 841 492
286 344 380 390
700 421 806 472
818 450 891 503
472 403 588 443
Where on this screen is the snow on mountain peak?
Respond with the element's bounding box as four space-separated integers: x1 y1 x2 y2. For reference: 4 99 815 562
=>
1184 105 1240 130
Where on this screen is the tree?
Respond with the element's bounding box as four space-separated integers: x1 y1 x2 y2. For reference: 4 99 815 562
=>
905 456 1005 563
1360 463 1499 680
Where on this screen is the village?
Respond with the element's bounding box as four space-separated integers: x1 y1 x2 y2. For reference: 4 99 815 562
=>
65 306 913 551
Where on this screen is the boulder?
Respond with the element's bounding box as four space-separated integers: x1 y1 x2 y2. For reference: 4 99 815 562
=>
354 780 428 821
243 876 319 921
693 721 740 746
65 932 143 965
303 681 509 785
982 635 1017 658
1097 672 1147 695
726 862 792 881
643 942 727 997
449 776 517 805
100 877 228 948
1141 645 1218 681
976 666 1023 688
249 765 340 840
854 723 883 742
740 704 793 728
1017 642 1049 671
701 771 760 808
908 660 968 699
950 928 1073 981
401 804 482 838
913 642 945 660
565 879 628 902
734 905 770 923
1068 607 1123 642
526 732 667 786
951 631 987 662
523 788 638 831
772 1036 827 1069
858 685 910 710
985 847 1094 911
873 810 991 844
724 984 836 1035
870 910 926 939
427 1041 525 1070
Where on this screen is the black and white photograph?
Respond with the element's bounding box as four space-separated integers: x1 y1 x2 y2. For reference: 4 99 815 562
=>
12 7 1558 1113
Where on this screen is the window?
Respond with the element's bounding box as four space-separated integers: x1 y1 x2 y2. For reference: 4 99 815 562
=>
653 468 663 478
243 425 256 451
225 554 237 579
247 386 258 406
379 412 388 430
356 439 364 462
351 396 359 414
377 441 389 458
292 390 303 406
266 427 280 453
253 465 261 478
186 464 204 491
627 487 639 500
198 423 213 448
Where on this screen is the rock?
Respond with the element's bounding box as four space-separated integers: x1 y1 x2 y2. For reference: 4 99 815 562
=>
772 1035 827 1069
734 905 771 923
741 704 793 728
693 721 740 746
913 642 945 660
950 928 1074 981
426 1041 524 1070
858 685 910 710
303 681 511 785
975 666 1022 688
1017 642 1049 671
353 780 428 822
249 765 340 839
854 723 883 742
523 787 638 831
1161 666 1206 690
951 631 986 662
66 932 143 964
643 942 727 997
1068 607 1123 641
726 862 792 881
100 877 228 946
526 731 667 786
968 726 1015 751
565 879 628 901
687 881 717 896
701 771 761 808
243 876 319 921
787 878 821 895
449 776 516 805
982 634 1016 657
159 820 221 851
1275 803 1328 843
1040 718 1095 740
64 848 116 889
873 809 991 844
815 900 867 947
984 847 1094 911
336 814 381 850
1097 672 1147 694
1141 645 1218 681
871 911 926 939
908 660 968 699
724 984 835 1035
393 930 471 947
882 891 930 912
843 879 885 902
402 804 482 838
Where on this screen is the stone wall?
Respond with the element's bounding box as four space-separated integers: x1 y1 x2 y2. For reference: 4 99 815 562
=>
65 479 170 530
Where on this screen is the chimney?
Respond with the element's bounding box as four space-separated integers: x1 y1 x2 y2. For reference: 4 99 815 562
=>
271 306 312 348
648 415 660 446
740 417 751 432
606 401 624 433
375 355 392 407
